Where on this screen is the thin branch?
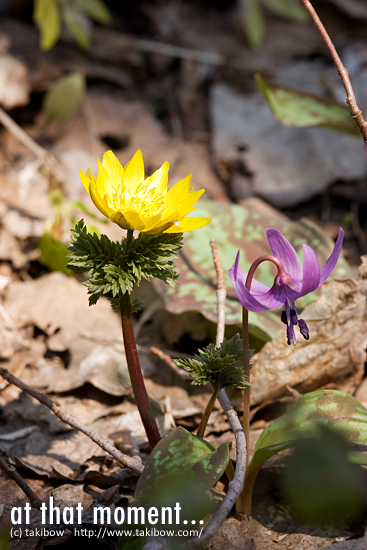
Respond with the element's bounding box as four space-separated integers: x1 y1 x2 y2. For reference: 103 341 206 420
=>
300 0 367 143
150 346 192 381
210 239 226 347
0 366 143 474
129 37 223 66
0 454 42 508
191 390 247 548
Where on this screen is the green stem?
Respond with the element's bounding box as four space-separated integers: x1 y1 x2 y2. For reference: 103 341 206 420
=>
126 229 134 248
119 292 161 449
196 385 220 439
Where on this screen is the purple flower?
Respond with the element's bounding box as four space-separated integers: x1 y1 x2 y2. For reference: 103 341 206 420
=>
229 228 344 345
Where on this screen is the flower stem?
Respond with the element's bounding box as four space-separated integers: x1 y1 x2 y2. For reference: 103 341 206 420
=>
126 229 134 247
237 253 286 514
196 385 220 439
119 292 161 449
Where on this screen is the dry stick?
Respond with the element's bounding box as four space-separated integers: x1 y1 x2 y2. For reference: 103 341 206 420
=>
300 0 367 143
0 454 43 508
189 241 247 548
150 346 192 381
0 366 143 475
211 239 226 347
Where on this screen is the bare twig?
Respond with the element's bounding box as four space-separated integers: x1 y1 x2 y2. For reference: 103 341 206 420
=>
0 107 46 159
0 366 143 474
0 454 42 508
300 0 367 143
190 390 247 548
210 239 226 347
150 346 192 381
130 37 223 66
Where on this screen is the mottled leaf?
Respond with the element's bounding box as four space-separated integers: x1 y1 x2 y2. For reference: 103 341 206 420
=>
135 426 231 501
43 72 86 121
245 390 367 510
153 200 353 343
260 0 309 23
255 74 360 136
76 0 112 24
33 0 61 51
39 230 72 275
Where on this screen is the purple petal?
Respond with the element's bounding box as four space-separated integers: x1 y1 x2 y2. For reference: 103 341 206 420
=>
229 251 271 294
228 250 241 287
234 276 286 312
266 229 303 281
284 244 320 301
319 228 344 285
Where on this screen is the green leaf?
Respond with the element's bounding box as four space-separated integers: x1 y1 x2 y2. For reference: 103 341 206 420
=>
153 200 353 343
260 0 309 23
242 0 266 48
63 5 90 50
76 0 112 24
281 426 366 524
39 231 73 275
43 72 86 121
246 390 367 511
135 426 231 502
33 0 61 50
255 73 360 136
176 334 251 389
67 220 183 306
0 522 9 550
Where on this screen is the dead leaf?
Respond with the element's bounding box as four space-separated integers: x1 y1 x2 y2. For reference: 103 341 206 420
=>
3 272 127 394
250 261 367 405
0 52 29 109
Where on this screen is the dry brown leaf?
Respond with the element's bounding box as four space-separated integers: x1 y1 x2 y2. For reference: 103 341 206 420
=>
251 260 367 405
0 52 29 109
3 272 128 394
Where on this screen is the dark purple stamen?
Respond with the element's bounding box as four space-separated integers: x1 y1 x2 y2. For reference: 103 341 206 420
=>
286 325 296 345
281 311 287 325
298 319 309 340
290 309 298 325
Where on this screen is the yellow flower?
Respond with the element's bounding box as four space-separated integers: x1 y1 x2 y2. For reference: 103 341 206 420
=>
79 150 211 234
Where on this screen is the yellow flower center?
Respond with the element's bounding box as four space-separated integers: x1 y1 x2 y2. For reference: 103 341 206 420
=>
110 183 165 217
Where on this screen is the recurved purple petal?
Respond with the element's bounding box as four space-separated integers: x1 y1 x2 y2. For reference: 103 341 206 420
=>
234 276 286 312
319 228 344 285
266 229 303 281
229 251 271 294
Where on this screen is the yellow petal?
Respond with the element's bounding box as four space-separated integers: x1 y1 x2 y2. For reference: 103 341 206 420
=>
163 174 192 206
96 158 114 197
144 161 169 195
79 169 91 194
164 217 211 233
102 151 124 190
123 149 145 193
90 181 114 219
176 189 205 219
111 211 145 231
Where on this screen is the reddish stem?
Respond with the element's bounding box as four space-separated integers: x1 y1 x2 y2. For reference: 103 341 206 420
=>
238 254 285 514
120 292 161 449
